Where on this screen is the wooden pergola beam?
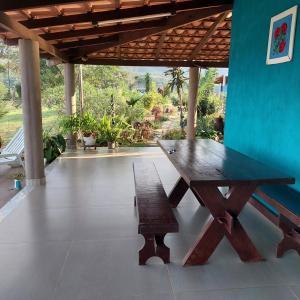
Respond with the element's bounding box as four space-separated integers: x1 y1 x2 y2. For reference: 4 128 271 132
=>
0 11 66 61
21 0 233 29
190 11 229 60
41 19 168 41
75 58 229 68
0 0 85 11
67 6 231 58
155 32 167 58
57 35 118 50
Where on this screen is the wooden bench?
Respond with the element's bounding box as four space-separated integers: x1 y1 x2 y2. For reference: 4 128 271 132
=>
133 160 179 265
250 185 300 257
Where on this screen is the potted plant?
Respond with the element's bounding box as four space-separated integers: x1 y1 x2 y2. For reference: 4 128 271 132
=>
79 112 97 146
59 114 80 147
98 115 122 149
8 172 25 190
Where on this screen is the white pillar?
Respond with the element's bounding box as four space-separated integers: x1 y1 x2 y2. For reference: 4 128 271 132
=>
64 63 77 149
19 39 45 186
79 64 84 114
187 67 199 140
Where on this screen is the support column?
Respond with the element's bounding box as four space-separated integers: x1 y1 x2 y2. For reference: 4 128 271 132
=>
187 67 199 140
19 39 45 186
79 64 84 114
64 63 77 149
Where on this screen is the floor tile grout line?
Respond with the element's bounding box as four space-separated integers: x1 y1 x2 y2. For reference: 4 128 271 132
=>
168 283 300 295
166 264 177 300
288 286 300 300
50 240 74 300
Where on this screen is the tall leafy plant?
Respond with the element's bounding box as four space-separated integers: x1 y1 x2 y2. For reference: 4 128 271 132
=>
164 67 187 131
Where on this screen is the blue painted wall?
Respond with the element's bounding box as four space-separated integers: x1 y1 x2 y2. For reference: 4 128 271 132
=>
225 0 300 191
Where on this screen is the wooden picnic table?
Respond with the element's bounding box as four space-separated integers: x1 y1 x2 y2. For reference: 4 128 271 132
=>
158 139 295 266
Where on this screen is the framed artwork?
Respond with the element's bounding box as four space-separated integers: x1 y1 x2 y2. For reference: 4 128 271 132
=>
266 6 298 65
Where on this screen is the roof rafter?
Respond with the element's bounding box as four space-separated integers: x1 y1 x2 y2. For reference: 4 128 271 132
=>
42 19 168 41
190 11 229 60
21 0 233 29
67 5 231 59
0 0 86 11
0 11 67 61
75 58 229 68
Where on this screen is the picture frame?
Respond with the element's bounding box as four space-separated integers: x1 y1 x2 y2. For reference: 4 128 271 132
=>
266 5 298 65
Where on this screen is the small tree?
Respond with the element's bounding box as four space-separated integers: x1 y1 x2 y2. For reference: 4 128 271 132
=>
145 73 152 93
164 67 187 131
197 68 218 120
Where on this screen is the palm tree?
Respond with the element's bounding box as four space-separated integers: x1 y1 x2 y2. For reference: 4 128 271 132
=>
164 67 187 131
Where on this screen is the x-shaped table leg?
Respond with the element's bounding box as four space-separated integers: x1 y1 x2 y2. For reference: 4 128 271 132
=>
183 184 264 266
168 177 205 208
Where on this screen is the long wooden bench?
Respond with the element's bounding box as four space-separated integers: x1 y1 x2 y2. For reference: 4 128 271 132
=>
133 160 179 265
250 185 300 257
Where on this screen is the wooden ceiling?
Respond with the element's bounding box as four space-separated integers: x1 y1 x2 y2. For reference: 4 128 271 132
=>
0 0 233 67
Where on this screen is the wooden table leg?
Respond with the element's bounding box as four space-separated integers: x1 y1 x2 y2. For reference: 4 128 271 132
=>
183 184 264 266
183 217 225 265
168 177 189 208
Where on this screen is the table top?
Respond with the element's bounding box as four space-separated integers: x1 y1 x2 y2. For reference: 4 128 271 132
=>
158 139 295 187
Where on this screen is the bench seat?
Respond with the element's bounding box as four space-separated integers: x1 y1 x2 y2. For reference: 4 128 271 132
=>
133 160 178 265
250 185 300 257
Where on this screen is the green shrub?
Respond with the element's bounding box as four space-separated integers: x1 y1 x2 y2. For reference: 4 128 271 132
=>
162 129 186 140
196 116 218 139
159 115 169 122
151 120 162 130
43 131 66 164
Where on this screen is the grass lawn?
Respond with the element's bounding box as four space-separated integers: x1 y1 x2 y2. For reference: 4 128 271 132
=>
0 105 60 145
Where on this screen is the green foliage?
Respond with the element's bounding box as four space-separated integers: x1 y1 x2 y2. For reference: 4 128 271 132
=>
151 120 162 130
196 116 218 139
83 65 127 89
0 83 8 118
40 59 63 91
98 115 122 143
43 130 66 164
145 73 152 92
142 82 164 110
126 93 142 107
42 84 64 109
160 115 169 122
59 114 81 135
197 69 221 118
164 67 187 129
79 112 97 135
162 128 186 140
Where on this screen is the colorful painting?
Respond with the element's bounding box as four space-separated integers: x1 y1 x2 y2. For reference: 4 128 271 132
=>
267 6 298 65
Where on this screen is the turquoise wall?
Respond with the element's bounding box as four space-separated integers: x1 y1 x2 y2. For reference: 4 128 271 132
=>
225 0 300 191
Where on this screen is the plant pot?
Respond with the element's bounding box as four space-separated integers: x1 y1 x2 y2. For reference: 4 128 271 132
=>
83 135 96 146
107 141 116 149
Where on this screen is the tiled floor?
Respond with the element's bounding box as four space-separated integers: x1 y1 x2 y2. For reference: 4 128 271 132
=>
0 147 299 300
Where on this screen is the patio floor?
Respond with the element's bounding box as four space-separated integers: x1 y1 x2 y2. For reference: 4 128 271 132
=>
0 147 299 300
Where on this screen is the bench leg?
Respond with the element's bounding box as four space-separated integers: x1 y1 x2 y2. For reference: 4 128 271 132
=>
277 219 300 258
139 233 170 265
155 234 170 264
139 234 156 265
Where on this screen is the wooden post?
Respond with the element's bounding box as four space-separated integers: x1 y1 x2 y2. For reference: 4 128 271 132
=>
64 63 77 149
187 67 199 140
19 39 45 186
